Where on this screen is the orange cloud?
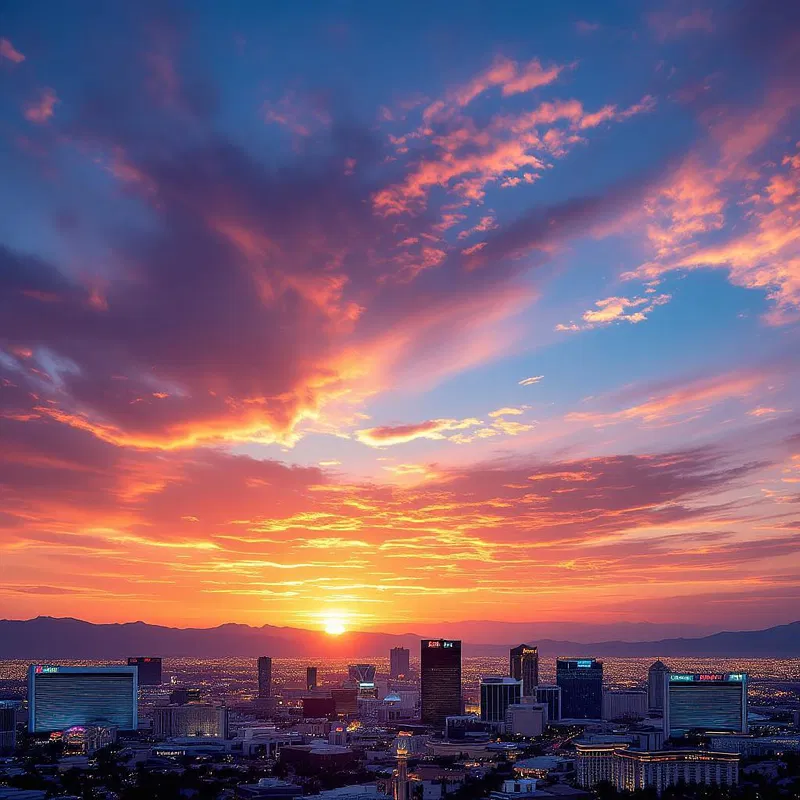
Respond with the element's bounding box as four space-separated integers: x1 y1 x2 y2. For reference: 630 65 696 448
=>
488 407 525 418
556 293 671 331
355 418 482 446
24 88 58 123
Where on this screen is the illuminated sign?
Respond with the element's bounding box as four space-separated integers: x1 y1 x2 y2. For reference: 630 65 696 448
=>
522 648 537 655
426 641 440 648
34 665 59 674
698 674 725 681
576 660 593 668
443 641 454 648
670 674 694 682
728 673 744 682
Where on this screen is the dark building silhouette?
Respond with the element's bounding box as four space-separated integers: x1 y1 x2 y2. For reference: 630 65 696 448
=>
0 702 16 754
258 656 272 699
509 644 539 696
127 657 162 686
348 664 377 697
302 696 336 719
480 676 522 722
390 647 411 678
306 666 318 691
556 658 603 719
169 687 203 705
420 639 461 727
535 685 562 721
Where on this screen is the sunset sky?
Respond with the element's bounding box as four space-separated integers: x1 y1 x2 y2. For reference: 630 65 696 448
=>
1 0 798 636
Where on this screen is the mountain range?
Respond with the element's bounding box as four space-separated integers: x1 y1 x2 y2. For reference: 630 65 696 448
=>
1 617 798 659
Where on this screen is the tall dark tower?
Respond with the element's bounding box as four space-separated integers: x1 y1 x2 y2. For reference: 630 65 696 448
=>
257 656 272 699
556 658 603 719
307 666 318 691
648 660 670 711
420 639 461 727
509 644 539 696
390 647 410 679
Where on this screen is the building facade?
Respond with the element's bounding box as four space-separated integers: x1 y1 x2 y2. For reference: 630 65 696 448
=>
647 661 670 712
602 689 647 721
509 645 539 697
0 702 16 754
28 665 138 733
390 648 411 679
504 703 547 737
153 704 228 738
556 659 603 719
258 657 272 699
420 640 462 728
534 685 561 722
480 676 522 723
348 664 377 698
306 667 318 691
127 657 162 686
664 672 748 737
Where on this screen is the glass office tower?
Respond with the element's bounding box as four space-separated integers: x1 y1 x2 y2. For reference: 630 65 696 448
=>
28 665 138 733
420 639 461 727
556 658 603 719
127 657 162 686
665 673 748 737
509 644 539 696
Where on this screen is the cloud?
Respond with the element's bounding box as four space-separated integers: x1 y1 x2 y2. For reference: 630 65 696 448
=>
355 418 481 447
647 9 714 41
488 407 525 418
556 293 671 331
24 88 58 123
519 375 544 386
0 37 25 64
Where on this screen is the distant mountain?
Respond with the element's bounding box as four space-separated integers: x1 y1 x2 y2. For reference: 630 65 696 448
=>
0 617 798 659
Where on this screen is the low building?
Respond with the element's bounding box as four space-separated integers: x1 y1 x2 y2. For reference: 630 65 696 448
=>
309 786 384 800
575 744 739 794
62 725 117 754
602 690 647 722
488 779 538 800
514 756 574 780
709 735 800 756
505 703 547 737
614 749 739 793
280 743 356 769
236 778 303 800
153 704 228 738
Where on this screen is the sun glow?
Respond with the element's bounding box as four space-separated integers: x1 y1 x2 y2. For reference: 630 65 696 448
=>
324 616 347 636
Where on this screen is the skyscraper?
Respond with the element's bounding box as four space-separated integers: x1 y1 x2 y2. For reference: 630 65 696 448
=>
420 639 461 727
664 672 748 737
127 657 162 686
480 676 522 723
258 656 272 699
535 685 562 722
509 644 539 696
648 660 670 712
307 666 318 691
28 665 138 733
390 647 410 679
0 702 16 754
556 658 603 719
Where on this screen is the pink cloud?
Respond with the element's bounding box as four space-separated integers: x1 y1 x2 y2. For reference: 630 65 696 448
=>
24 88 58 123
0 37 25 64
556 293 671 331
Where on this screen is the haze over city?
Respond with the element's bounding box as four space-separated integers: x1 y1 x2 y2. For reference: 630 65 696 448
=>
1 0 799 638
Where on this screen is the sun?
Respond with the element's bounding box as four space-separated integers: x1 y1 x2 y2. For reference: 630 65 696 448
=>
324 617 347 636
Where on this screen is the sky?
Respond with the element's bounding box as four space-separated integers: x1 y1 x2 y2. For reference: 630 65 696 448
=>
0 0 798 638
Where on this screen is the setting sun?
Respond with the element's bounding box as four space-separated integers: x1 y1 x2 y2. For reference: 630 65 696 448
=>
324 617 347 636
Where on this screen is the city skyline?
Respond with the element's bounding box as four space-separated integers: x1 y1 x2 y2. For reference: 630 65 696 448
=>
1 0 799 633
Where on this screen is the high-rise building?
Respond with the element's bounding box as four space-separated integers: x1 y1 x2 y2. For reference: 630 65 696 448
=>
127 657 162 687
535 685 561 722
390 647 410 679
0 702 16 754
509 645 539 696
170 687 203 705
664 672 748 737
393 733 412 800
258 657 272 699
153 704 229 738
480 676 522 723
28 665 138 733
420 639 461 728
307 667 318 691
348 664 377 698
602 689 648 721
556 658 603 720
648 661 670 712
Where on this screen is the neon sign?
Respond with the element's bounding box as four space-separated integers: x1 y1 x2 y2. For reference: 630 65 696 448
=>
576 660 593 668
34 665 58 674
670 674 694 681
698 674 725 681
